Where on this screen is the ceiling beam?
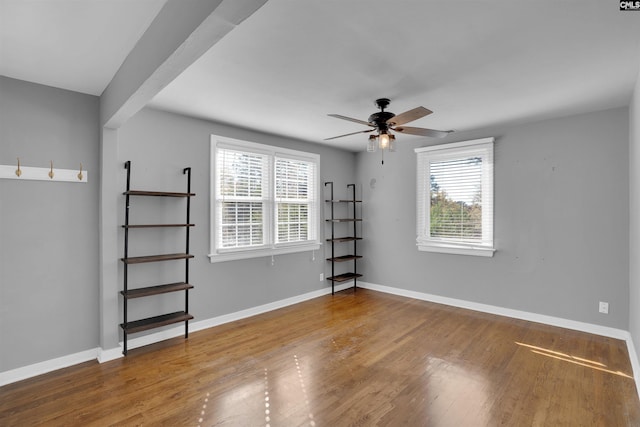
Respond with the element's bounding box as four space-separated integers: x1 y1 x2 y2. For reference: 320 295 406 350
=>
100 0 268 129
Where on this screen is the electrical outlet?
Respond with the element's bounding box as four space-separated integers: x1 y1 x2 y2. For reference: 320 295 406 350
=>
599 301 609 314
320 273 324 281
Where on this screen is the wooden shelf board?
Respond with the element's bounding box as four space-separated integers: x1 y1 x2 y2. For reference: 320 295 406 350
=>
121 282 193 299
327 273 363 283
121 311 193 335
121 253 194 264
124 190 195 197
326 255 363 262
326 236 362 242
123 224 195 229
325 218 362 222
325 199 362 203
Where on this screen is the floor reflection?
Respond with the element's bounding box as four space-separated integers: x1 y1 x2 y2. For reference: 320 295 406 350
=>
293 354 316 426
197 353 317 426
515 341 633 378
264 368 270 427
196 392 209 426
197 370 265 426
424 356 491 426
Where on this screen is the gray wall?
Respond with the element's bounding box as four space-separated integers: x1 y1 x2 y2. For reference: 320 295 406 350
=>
630 71 640 362
356 107 630 329
116 108 356 331
0 76 634 375
0 77 100 371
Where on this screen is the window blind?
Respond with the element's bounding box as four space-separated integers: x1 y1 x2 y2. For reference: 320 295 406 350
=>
275 157 317 244
216 148 269 249
416 138 494 255
429 156 484 242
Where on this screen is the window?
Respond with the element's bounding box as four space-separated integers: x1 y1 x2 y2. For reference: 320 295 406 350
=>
210 135 320 262
415 137 494 257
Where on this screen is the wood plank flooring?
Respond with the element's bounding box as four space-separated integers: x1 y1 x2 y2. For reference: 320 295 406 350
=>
1 288 639 426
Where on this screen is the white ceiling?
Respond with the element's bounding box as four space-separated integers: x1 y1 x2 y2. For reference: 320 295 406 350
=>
3 1 640 152
0 0 166 95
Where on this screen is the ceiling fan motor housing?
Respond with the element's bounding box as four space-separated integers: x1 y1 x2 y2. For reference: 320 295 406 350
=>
368 111 395 130
370 98 395 130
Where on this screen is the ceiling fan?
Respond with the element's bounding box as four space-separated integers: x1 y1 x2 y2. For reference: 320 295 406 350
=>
325 98 453 153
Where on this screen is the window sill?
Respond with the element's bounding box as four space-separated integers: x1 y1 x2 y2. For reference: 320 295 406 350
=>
209 242 321 263
417 243 495 257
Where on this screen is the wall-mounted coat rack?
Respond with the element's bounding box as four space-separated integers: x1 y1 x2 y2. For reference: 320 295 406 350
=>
0 159 88 183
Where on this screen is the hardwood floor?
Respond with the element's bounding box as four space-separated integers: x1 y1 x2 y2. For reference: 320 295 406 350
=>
1 288 639 426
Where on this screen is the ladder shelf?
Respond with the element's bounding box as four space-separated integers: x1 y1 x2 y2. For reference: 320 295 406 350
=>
120 160 195 355
324 182 362 295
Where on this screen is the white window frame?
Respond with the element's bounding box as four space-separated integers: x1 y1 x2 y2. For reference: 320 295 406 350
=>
209 135 321 263
415 137 495 257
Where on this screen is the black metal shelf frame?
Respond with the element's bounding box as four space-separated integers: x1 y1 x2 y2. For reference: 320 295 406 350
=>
324 182 362 295
120 160 194 355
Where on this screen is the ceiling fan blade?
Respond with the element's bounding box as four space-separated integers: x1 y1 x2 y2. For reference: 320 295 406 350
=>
393 126 452 138
324 129 375 141
328 114 374 127
387 106 432 126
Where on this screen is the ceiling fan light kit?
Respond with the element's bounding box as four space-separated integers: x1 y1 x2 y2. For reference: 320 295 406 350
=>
327 98 453 164
367 132 395 153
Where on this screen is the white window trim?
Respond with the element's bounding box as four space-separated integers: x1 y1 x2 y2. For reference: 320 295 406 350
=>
415 137 495 257
209 135 321 263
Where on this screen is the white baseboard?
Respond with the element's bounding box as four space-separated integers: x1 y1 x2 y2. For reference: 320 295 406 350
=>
97 346 123 363
122 281 354 352
4 278 639 402
358 281 640 401
0 348 98 387
0 282 353 387
188 282 354 334
626 335 640 401
358 281 629 339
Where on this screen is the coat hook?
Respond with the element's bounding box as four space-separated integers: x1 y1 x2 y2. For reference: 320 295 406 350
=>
15 157 22 177
77 162 83 181
48 160 54 179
